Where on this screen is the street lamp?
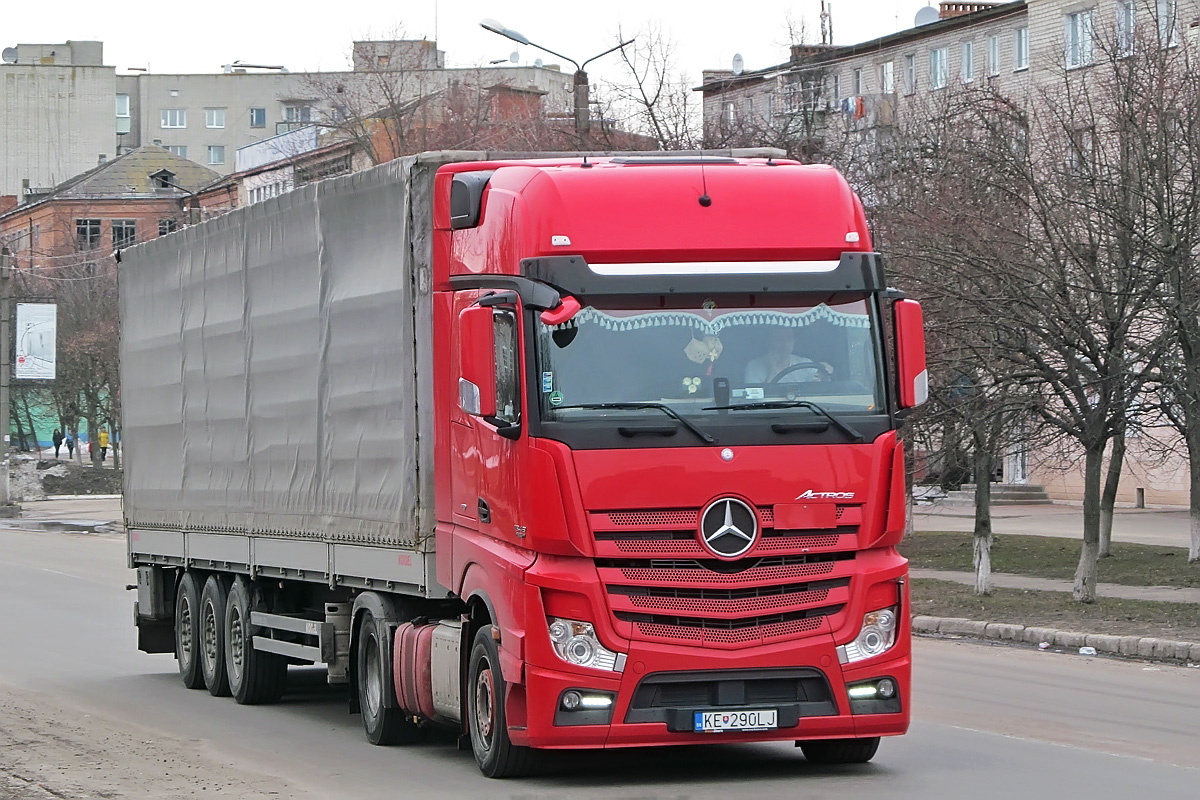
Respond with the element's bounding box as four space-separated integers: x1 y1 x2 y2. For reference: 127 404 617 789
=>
480 19 633 139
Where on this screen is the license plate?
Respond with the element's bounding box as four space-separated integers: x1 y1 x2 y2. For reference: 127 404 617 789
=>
693 709 778 733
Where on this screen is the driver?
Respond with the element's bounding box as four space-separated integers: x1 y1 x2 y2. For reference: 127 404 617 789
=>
744 327 832 384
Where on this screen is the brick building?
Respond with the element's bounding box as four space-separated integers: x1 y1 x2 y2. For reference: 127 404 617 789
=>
0 146 219 270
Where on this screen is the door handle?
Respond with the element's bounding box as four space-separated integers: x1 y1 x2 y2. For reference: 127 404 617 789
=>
477 498 491 524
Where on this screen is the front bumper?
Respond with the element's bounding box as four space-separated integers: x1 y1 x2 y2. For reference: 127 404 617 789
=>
512 635 910 749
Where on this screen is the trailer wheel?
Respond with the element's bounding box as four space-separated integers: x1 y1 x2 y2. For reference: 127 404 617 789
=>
175 572 205 689
799 737 881 764
225 577 287 705
199 575 231 697
467 625 535 778
356 610 418 745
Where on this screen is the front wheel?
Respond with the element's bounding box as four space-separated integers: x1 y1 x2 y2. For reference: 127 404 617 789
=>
799 737 881 764
467 626 535 778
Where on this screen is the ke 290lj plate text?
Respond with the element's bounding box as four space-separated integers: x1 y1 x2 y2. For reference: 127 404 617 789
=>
694 709 778 732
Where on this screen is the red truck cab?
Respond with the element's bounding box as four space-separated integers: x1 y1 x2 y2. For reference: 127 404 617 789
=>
429 156 927 775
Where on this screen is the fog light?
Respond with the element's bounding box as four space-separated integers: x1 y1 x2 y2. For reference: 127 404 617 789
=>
877 678 896 699
579 694 613 709
561 691 582 710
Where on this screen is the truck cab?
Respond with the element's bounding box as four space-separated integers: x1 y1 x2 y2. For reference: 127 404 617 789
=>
432 156 926 773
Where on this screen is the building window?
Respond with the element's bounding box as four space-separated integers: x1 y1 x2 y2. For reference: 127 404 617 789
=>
161 108 187 128
831 73 841 102
250 107 266 128
165 145 187 158
158 219 178 236
930 47 948 89
1157 0 1178 47
284 105 313 123
879 61 894 94
987 35 1000 75
852 68 863 96
904 53 916 93
75 219 101 250
208 145 225 165
1066 10 1095 68
112 220 137 248
1117 1 1136 55
962 41 975 82
116 93 131 135
205 108 226 128
1015 27 1029 70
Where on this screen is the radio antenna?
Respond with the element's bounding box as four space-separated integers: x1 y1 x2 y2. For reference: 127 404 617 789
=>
698 149 712 207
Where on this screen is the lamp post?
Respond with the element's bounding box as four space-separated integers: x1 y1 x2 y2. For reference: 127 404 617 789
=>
480 19 633 140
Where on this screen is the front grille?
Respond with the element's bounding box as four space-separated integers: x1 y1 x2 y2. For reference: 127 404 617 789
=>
593 505 860 649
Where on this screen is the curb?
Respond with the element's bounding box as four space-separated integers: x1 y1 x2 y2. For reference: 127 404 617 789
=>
912 615 1200 664
38 494 123 501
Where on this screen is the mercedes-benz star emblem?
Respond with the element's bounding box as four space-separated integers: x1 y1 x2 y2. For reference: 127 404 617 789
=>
698 497 758 559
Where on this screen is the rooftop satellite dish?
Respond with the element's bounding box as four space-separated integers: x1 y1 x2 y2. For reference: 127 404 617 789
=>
534 57 543 68
509 51 519 64
732 53 744 76
914 5 939 26
1 47 17 64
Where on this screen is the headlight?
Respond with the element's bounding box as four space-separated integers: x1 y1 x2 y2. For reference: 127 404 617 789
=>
837 606 899 664
546 617 625 672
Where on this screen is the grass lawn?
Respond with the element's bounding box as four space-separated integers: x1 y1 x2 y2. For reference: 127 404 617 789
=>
911 579 1200 642
901 531 1200 588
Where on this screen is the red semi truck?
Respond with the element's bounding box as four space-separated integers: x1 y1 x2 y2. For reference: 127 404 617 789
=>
122 150 927 777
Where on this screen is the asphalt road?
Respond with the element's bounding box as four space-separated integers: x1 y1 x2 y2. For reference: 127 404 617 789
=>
1 527 1197 799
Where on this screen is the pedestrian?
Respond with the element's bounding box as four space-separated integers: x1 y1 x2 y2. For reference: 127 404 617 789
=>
65 432 74 458
98 428 109 462
52 429 63 459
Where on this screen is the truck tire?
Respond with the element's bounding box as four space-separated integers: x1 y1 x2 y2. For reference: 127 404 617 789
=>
799 737 881 764
467 625 535 778
356 610 419 745
224 577 287 705
199 575 231 697
175 572 205 689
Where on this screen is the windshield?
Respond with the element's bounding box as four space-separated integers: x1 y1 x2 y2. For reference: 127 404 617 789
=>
535 295 885 421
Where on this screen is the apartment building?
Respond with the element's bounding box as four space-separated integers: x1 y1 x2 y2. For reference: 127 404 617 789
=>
1 39 574 199
702 1 1194 144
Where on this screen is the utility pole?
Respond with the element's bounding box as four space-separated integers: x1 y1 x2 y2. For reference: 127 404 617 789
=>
0 247 11 510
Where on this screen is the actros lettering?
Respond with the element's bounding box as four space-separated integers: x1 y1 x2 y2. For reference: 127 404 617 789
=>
795 490 856 500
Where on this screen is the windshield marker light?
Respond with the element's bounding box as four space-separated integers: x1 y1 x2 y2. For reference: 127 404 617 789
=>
588 260 841 276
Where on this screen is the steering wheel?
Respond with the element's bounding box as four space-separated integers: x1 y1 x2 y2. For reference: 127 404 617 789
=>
768 361 829 384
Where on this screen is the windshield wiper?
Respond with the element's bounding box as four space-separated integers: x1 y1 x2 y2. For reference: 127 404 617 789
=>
702 400 864 442
551 403 716 444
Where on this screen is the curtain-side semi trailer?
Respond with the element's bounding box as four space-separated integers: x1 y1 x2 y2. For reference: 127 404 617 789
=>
122 150 928 778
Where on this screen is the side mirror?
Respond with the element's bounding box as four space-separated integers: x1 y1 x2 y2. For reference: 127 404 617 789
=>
459 306 497 417
894 299 928 408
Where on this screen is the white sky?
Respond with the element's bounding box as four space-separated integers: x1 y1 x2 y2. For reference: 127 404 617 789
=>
5 1 938 79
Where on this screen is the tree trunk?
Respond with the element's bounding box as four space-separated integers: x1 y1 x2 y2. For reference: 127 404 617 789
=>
1098 430 1125 559
1190 436 1200 564
972 427 993 596
1073 442 1105 602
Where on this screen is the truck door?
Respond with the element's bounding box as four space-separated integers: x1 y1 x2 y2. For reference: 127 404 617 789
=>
452 293 525 547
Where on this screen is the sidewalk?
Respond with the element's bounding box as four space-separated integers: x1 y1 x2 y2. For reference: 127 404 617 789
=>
910 568 1200 603
2 496 123 533
914 501 1193 549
